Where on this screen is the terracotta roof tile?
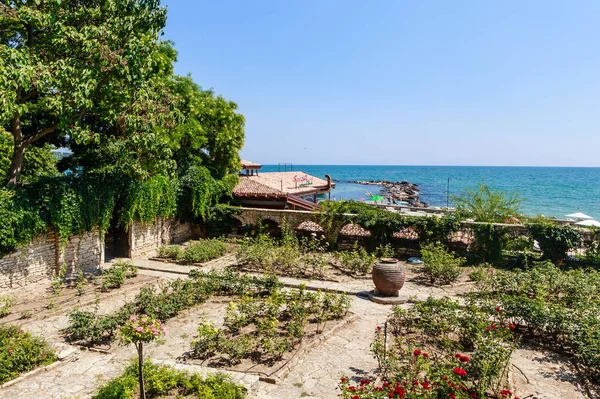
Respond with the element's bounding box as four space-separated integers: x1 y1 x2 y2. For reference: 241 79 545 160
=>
233 178 285 198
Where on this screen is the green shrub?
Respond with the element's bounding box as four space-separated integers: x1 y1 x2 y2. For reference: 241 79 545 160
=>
93 360 246 399
156 245 182 260
101 261 137 292
0 325 56 384
469 263 492 282
101 266 126 291
0 295 15 318
420 241 464 285
181 239 227 264
335 242 375 274
528 222 582 264
374 243 395 259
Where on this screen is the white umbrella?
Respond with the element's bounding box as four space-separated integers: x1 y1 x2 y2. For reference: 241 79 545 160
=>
575 219 600 227
565 212 594 220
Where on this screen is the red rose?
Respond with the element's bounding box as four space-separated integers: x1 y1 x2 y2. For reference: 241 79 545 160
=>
450 394 456 399
413 349 421 356
423 353 429 358
509 323 516 330
376 326 382 331
341 377 347 383
453 367 467 377
495 306 502 312
352 396 360 399
349 386 356 392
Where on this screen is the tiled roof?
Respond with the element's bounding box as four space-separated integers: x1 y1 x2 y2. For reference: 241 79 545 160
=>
244 171 332 196
233 178 285 198
339 223 371 237
296 221 325 232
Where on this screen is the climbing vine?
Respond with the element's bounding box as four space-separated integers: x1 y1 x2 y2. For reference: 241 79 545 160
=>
527 222 582 264
469 223 508 265
0 171 237 256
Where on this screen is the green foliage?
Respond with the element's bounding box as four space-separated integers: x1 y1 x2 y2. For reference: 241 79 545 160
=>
203 204 242 237
335 242 376 274
0 133 58 182
374 243 395 259
156 245 183 260
469 261 600 382
319 201 354 247
322 201 461 249
0 326 57 384
468 263 492 282
67 270 283 346
527 222 582 264
2 0 170 184
420 241 465 285
101 261 137 292
191 285 351 365
180 239 227 264
370 297 516 398
453 182 522 223
470 223 508 265
0 295 15 318
92 361 246 399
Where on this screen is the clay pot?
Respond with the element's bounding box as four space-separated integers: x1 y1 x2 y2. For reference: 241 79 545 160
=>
372 258 406 297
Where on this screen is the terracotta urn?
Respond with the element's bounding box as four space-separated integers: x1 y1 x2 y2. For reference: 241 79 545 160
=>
372 258 406 297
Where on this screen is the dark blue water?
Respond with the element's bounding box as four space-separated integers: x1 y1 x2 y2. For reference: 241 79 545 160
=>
261 165 600 219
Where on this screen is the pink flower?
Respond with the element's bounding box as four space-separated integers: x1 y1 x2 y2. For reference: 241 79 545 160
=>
136 327 144 333
19 329 24 333
130 316 137 322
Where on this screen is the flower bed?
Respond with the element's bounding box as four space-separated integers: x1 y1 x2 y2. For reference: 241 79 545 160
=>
92 360 246 399
339 297 518 399
66 270 282 347
190 284 351 367
0 325 56 384
468 260 600 384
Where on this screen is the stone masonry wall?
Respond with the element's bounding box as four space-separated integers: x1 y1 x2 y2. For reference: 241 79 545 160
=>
128 218 196 258
0 228 104 290
0 234 56 289
61 229 105 276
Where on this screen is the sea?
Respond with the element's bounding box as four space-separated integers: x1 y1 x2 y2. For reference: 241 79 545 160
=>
260 165 600 220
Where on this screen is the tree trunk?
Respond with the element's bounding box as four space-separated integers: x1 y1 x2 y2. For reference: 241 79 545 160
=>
7 114 25 186
137 342 146 399
7 142 25 186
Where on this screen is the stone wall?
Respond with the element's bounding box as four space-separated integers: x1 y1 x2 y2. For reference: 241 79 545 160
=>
61 229 105 276
0 228 104 290
128 218 196 258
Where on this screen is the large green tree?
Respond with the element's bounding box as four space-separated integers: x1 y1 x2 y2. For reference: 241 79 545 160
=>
0 0 168 185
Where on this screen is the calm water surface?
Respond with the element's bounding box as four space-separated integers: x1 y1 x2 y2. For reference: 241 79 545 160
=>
260 165 600 220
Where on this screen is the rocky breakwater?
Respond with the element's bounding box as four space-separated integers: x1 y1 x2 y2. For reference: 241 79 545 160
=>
351 180 427 207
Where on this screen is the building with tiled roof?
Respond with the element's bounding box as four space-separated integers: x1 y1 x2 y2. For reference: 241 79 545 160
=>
233 161 334 211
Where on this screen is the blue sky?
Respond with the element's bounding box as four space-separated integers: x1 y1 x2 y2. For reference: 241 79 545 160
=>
162 1 600 166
